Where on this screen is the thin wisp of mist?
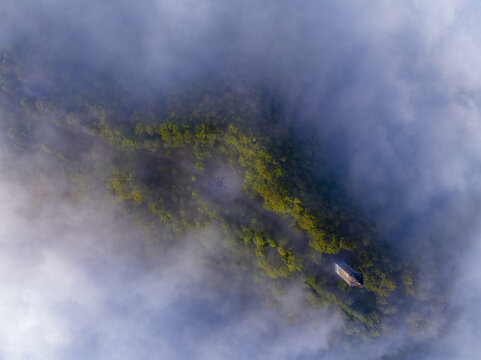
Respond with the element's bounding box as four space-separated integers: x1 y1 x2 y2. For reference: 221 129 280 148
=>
1 1 481 359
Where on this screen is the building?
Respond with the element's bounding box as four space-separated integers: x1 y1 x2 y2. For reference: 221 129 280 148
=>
335 262 363 288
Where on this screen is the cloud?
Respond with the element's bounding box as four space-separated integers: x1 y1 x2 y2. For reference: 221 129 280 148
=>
2 0 481 358
0 162 342 359
283 2 481 359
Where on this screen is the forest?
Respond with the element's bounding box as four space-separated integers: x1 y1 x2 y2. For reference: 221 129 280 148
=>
0 48 442 347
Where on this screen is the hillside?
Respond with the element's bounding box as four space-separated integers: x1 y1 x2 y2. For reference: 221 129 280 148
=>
0 49 442 353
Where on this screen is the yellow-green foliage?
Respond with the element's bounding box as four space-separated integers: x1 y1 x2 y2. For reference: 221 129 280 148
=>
107 168 145 205
6 71 410 335
147 201 172 224
0 51 18 92
401 269 414 295
35 99 45 113
308 277 375 329
363 268 396 297
158 123 191 147
96 118 115 144
100 116 396 298
241 227 301 278
219 124 344 254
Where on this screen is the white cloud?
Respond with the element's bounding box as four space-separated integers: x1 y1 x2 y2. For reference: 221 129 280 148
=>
0 172 341 360
3 0 481 358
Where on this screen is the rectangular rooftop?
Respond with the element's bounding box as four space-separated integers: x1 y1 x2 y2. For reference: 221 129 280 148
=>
335 262 363 288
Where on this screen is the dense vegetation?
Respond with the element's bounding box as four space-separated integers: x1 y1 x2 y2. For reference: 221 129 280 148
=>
0 49 442 344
